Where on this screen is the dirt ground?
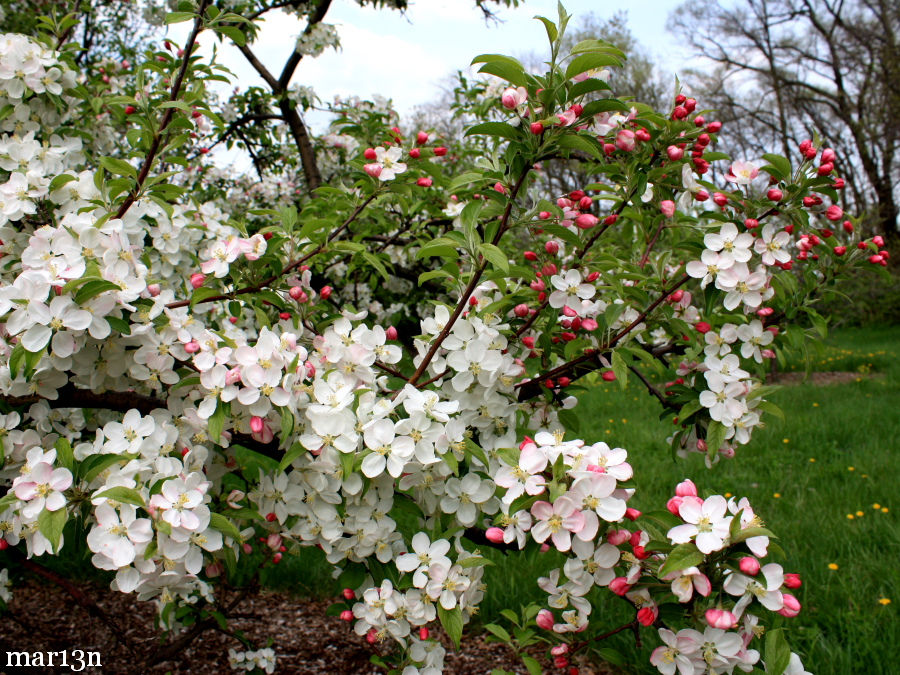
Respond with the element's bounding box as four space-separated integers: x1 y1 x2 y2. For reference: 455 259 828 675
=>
0 578 616 674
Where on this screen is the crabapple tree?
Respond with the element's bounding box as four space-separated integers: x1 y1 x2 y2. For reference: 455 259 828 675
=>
0 2 882 674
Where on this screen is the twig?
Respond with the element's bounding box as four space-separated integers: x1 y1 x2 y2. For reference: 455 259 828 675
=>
114 0 211 220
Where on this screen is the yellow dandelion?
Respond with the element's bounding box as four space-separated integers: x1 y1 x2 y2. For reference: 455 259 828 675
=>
848 466 855 471
879 598 891 606
813 402 819 407
873 504 881 509
783 438 790 444
773 493 781 499
809 458 816 463
882 507 890 513
847 514 855 519
856 511 865 517
621 418 627 424
862 474 869 478
725 492 732 498
828 563 839 570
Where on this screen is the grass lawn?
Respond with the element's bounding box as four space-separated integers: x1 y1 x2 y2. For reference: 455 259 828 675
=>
276 325 899 674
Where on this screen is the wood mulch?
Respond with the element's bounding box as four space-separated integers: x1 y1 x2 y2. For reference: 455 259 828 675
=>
0 578 617 674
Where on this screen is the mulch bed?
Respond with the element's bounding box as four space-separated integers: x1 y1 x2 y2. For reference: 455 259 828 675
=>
1 578 617 674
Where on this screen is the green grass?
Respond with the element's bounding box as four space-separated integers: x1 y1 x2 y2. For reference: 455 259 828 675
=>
276 326 900 673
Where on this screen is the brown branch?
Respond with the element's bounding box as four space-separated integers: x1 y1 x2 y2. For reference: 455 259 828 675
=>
166 193 377 309
627 365 676 410
114 0 210 220
2 384 165 415
406 168 532 388
516 274 690 400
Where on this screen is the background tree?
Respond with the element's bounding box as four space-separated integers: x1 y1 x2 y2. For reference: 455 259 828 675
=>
672 0 900 243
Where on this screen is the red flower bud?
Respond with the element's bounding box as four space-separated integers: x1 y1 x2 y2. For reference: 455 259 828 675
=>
545 241 559 255
695 321 711 333
363 148 377 160
416 131 429 145
416 177 433 187
433 146 448 156
530 122 544 135
767 188 783 202
601 370 616 382
409 148 421 159
666 145 684 161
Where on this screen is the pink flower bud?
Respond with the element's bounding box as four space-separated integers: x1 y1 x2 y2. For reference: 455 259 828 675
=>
873 235 885 247
416 131 429 145
740 557 761 576
242 543 253 555
514 304 529 318
675 479 698 497
606 529 630 546
320 286 332 300
779 593 801 617
343 588 355 600
825 205 843 221
184 340 200 354
530 122 544 135
545 241 559 255
637 607 656 626
385 326 398 340
536 609 555 630
601 370 616 382
340 610 353 622
225 367 242 385
364 163 382 178
767 188 783 202
540 543 550 552
615 129 636 151
705 608 736 629
695 321 711 334
667 145 684 161
485 527 505 543
553 656 570 669
419 627 429 640
821 148 836 163
147 283 161 296
501 87 520 109
363 148 377 160
551 644 569 656
416 177 433 187
575 213 599 229
783 573 802 589
624 507 641 521
660 200 676 218
189 273 206 289
250 416 265 434
366 628 378 643
581 318 598 331
666 496 683 515
609 577 632 596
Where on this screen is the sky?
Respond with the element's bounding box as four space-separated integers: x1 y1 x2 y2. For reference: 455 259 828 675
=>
170 0 689 132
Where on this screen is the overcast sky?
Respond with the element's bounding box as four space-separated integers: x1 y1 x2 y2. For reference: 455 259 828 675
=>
172 0 689 131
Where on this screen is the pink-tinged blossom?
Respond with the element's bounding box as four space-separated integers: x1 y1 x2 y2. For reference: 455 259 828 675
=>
530 496 586 552
495 441 547 503
13 461 72 518
666 566 712 603
724 562 785 613
726 160 759 184
668 495 733 554
650 627 698 675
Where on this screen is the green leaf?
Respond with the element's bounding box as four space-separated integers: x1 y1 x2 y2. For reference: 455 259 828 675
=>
80 453 127 483
208 401 226 443
0 492 19 511
705 420 727 458
99 156 137 180
54 437 75 472
74 279 121 304
190 286 221 308
556 133 605 160
580 98 630 117
610 350 628 390
209 512 244 542
165 11 196 24
458 556 494 568
437 605 463 650
597 648 626 666
565 52 622 80
484 623 511 642
479 243 509 273
48 173 77 193
93 486 146 507
762 153 792 181
464 439 490 468
215 25 246 46
448 171 487 193
764 628 792 675
521 655 542 675
279 442 306 472
465 122 520 141
657 542 704 578
37 508 67 553
731 526 776 544
477 61 527 87
534 15 557 43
